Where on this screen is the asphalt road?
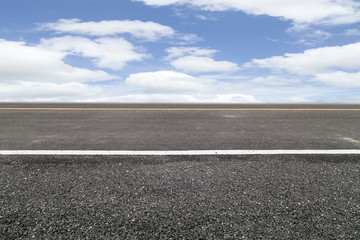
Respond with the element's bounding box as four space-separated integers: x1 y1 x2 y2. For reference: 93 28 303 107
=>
1 104 360 239
0 103 360 150
1 155 359 239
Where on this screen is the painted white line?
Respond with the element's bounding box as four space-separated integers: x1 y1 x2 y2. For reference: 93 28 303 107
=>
0 150 360 155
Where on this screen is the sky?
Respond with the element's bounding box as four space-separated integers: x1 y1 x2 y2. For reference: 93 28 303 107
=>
1 0 360 103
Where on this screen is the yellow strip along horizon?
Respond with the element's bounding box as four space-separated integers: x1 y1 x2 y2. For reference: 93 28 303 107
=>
1 108 360 111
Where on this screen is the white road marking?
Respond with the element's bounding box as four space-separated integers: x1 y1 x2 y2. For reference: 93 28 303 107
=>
0 150 360 155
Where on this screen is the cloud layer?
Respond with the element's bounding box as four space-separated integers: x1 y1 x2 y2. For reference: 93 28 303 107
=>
38 19 175 41
40 36 148 70
126 70 215 93
0 81 105 102
249 42 360 75
0 38 255 102
247 42 360 87
2 5 360 104
0 39 116 83
0 39 120 101
135 0 360 25
166 47 218 60
171 56 239 73
125 70 256 102
166 47 239 73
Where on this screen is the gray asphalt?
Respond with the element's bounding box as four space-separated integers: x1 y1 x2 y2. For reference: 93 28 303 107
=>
1 155 359 239
0 103 360 150
1 104 360 239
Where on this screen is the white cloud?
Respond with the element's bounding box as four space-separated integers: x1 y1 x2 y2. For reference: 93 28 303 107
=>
121 70 258 102
125 70 250 94
196 15 210 21
38 19 175 41
171 56 239 73
343 28 360 36
0 39 117 83
248 42 360 75
251 76 302 86
125 70 216 93
314 71 360 87
122 70 357 103
0 38 251 103
134 0 360 26
175 33 203 44
40 36 148 70
91 93 257 103
0 38 122 102
288 29 332 46
165 47 239 73
247 42 360 88
166 46 218 60
0 81 105 102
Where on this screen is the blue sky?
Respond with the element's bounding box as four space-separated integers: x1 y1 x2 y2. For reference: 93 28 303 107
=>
1 0 360 103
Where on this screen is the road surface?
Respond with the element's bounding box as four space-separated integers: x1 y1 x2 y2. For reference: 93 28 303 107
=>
0 103 360 150
0 104 359 239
